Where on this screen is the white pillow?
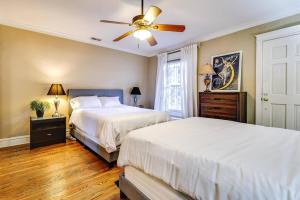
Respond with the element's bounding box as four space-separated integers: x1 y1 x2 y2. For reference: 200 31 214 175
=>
70 96 101 110
99 96 121 108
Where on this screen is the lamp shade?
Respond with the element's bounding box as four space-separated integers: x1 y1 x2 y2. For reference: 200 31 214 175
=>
47 84 66 96
130 87 141 95
199 63 216 75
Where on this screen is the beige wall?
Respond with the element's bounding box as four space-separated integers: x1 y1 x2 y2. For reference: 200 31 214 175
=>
0 25 150 139
2 13 300 139
148 14 300 124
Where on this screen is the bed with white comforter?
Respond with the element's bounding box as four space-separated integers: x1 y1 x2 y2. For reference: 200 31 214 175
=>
118 117 300 200
70 105 169 153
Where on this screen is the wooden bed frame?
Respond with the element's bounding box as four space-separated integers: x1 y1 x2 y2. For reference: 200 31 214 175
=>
68 89 124 166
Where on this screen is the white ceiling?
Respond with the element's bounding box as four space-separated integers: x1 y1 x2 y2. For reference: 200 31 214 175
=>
0 0 300 57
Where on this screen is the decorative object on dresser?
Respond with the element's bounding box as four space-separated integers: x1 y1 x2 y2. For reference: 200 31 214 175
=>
211 51 242 92
130 87 141 106
199 92 247 122
47 84 66 117
30 116 66 149
30 100 50 118
199 63 216 92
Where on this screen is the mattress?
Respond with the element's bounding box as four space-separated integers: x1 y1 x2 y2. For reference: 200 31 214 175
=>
118 117 300 200
125 166 192 200
69 105 168 153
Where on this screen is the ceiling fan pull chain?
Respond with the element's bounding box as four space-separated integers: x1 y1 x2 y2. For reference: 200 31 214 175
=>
141 0 144 15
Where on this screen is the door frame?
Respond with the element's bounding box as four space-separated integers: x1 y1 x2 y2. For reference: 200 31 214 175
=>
256 24 300 125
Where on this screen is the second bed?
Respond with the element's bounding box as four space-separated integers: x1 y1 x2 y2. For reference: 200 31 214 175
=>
68 89 169 164
118 117 300 200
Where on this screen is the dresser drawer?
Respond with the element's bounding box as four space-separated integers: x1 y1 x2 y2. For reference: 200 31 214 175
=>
201 113 237 121
200 93 238 105
201 104 237 114
201 105 237 120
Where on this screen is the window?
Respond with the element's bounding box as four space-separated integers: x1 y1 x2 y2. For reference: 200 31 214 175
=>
155 45 197 118
165 53 183 118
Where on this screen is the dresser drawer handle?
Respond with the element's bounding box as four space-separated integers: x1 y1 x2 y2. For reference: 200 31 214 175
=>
208 107 222 110
213 98 223 101
47 133 53 136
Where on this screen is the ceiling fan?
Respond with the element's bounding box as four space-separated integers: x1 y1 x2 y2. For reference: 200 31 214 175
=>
100 0 185 46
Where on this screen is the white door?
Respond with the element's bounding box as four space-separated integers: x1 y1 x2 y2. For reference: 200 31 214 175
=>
261 34 300 130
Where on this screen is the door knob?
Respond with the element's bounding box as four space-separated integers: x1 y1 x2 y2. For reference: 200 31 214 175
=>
261 97 269 102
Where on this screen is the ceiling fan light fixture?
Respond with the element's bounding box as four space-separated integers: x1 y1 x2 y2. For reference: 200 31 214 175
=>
133 29 152 40
100 0 185 46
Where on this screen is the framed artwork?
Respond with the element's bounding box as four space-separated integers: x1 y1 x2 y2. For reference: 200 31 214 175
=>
211 51 242 92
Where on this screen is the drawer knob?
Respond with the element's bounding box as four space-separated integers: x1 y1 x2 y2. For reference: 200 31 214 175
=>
47 133 53 136
208 107 222 110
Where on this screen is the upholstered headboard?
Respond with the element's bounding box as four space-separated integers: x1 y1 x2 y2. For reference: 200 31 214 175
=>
67 89 124 115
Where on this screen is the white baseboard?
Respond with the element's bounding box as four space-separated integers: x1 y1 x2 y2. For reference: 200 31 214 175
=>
0 135 30 148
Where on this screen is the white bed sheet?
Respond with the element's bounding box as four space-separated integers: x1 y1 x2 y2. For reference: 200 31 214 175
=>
69 105 168 153
125 166 192 200
118 117 300 200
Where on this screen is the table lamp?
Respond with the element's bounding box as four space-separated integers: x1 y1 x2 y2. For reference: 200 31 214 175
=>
47 84 66 117
130 87 141 106
199 64 216 92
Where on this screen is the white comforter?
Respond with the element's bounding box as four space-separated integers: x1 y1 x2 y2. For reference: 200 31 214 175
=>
69 105 168 153
118 117 300 200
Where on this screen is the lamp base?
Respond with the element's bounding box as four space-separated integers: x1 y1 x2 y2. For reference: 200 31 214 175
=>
133 95 138 107
204 74 212 92
52 112 61 117
52 97 61 117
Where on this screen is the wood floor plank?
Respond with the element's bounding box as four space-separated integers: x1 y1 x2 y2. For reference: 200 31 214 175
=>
0 141 123 200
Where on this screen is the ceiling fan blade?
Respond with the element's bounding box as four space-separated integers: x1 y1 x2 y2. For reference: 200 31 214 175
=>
153 24 185 32
143 6 162 24
147 35 158 46
113 30 135 42
100 20 131 25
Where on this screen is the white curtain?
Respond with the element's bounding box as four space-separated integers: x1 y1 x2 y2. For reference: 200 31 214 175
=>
154 53 168 111
180 44 198 118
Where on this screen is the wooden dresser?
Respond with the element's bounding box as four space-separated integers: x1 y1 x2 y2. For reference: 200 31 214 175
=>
199 92 247 122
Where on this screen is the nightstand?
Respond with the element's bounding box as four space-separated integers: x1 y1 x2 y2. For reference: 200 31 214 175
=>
30 116 66 149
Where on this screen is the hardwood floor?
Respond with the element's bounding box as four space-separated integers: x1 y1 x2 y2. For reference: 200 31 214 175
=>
0 140 123 200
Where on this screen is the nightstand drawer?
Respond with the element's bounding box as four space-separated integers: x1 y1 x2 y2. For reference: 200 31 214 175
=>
31 128 65 143
31 120 65 131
